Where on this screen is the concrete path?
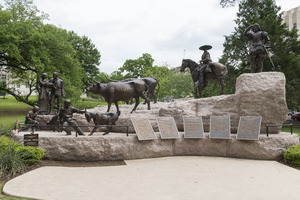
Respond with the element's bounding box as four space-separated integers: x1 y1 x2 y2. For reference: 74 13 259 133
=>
3 156 300 200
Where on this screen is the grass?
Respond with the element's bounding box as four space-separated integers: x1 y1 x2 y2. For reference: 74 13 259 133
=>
0 96 108 130
0 184 31 200
281 126 300 137
0 96 31 131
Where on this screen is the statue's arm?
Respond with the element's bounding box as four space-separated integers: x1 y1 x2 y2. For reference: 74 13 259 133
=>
261 31 270 44
200 53 211 63
72 107 85 114
61 80 65 97
243 24 253 38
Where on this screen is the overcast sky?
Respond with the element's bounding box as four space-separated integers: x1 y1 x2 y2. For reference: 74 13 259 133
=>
1 0 299 74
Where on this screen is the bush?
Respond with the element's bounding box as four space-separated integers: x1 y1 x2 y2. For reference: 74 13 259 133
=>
284 145 300 166
16 146 45 164
0 145 26 178
0 136 45 178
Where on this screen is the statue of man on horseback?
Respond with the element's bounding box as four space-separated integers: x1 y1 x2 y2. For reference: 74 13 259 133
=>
180 44 228 98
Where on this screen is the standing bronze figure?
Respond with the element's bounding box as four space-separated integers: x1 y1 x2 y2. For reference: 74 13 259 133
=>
38 73 53 115
244 23 270 73
49 72 65 114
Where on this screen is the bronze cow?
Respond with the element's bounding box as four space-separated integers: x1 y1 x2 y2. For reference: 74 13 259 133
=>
87 79 150 113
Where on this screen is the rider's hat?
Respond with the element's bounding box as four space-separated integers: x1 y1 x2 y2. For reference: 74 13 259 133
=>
199 45 212 50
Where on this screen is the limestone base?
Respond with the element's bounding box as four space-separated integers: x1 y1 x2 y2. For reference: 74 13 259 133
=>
12 130 299 161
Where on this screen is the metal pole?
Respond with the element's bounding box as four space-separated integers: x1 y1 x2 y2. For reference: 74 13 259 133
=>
31 125 35 135
266 126 269 137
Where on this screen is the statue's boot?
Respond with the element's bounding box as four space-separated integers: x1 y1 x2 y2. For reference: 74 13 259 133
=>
75 127 85 136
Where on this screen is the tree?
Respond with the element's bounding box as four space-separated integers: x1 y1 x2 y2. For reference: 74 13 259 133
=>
143 65 194 101
68 31 101 88
220 0 300 109
220 0 239 7
0 0 87 105
119 53 154 78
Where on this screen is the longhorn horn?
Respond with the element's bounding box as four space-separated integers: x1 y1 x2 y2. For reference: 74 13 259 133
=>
105 74 117 82
92 77 100 84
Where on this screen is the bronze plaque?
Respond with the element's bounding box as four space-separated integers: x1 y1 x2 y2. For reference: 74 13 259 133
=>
131 117 156 140
209 116 231 139
157 117 179 139
24 134 39 146
183 117 204 138
237 116 261 140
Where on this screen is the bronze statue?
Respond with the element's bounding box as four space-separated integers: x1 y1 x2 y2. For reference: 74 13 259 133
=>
86 79 150 113
105 75 160 104
20 106 39 131
38 73 53 115
199 45 213 86
49 72 65 114
180 59 227 98
244 23 270 73
59 99 85 136
85 110 121 136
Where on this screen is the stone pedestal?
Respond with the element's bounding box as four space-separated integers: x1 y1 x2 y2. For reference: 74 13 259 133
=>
13 131 299 161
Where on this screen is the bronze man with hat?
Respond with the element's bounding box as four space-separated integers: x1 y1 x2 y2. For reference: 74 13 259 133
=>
199 45 213 86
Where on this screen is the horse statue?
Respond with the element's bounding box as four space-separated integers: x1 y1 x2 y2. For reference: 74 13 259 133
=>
180 59 228 98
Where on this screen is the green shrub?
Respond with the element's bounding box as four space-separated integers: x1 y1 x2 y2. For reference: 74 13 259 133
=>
0 136 45 178
0 136 21 149
284 145 300 166
16 146 45 164
0 145 26 178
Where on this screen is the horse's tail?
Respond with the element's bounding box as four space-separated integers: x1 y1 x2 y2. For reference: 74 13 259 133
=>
221 65 228 77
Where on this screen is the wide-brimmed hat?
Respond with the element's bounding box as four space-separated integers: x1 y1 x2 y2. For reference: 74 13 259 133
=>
199 45 212 50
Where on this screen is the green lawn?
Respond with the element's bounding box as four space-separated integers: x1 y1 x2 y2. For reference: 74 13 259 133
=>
0 96 32 130
0 96 108 131
281 125 300 137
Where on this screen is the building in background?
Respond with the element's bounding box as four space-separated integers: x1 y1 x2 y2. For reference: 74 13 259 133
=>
283 5 300 39
0 68 37 96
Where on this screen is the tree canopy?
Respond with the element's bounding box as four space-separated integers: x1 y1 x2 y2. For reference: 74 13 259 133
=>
118 53 154 78
0 0 101 106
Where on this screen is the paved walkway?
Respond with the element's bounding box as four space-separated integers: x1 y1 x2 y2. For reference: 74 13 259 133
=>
3 156 300 200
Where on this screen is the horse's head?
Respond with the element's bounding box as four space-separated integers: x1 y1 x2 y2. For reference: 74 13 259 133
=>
180 59 189 72
85 112 92 123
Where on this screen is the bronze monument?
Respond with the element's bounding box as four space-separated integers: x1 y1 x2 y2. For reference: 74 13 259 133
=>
38 73 53 115
49 72 65 114
180 46 228 98
59 99 85 136
86 79 150 113
244 23 270 73
20 106 39 131
85 110 121 136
